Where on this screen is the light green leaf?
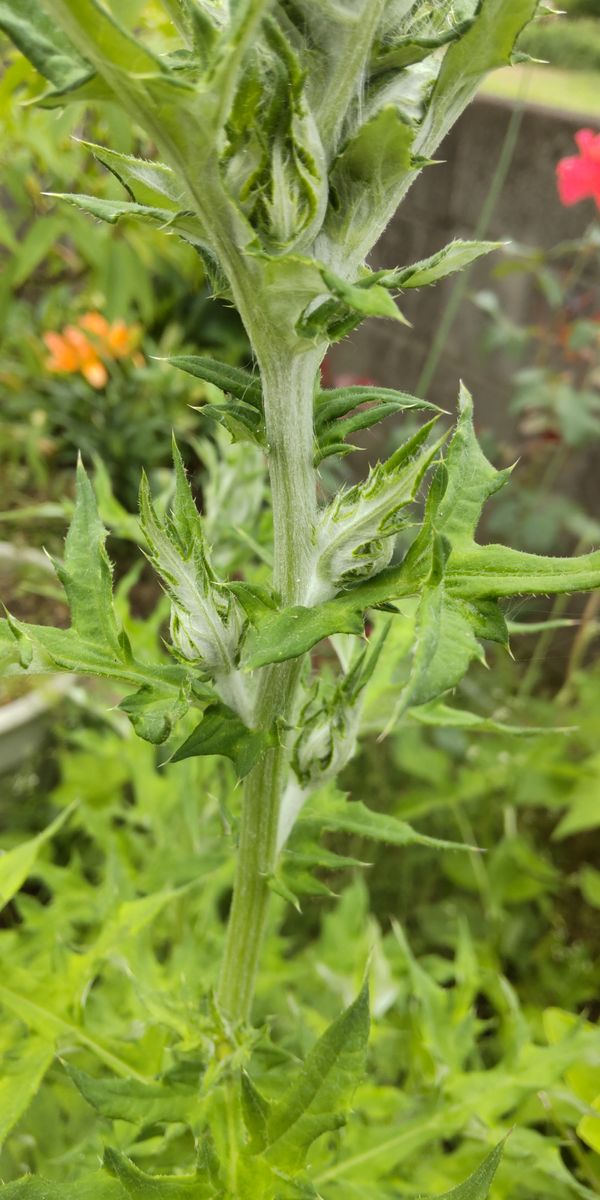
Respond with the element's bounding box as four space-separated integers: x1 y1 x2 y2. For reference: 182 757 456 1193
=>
386 536 508 725
0 806 75 910
320 268 409 325
242 599 366 670
170 701 277 778
76 140 182 208
264 985 370 1173
0 616 184 693
431 1140 505 1199
446 543 600 600
299 799 470 854
372 20 475 75
0 1176 126 1199
325 105 415 251
390 240 502 289
104 1148 213 1198
416 0 539 158
0 982 145 1080
53 458 121 653
436 383 512 547
0 1035 54 1152
409 701 567 737
241 1070 271 1153
119 683 192 745
65 1065 196 1126
47 194 208 250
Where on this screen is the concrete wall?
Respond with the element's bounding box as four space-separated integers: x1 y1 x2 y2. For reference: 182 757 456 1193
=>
328 95 599 434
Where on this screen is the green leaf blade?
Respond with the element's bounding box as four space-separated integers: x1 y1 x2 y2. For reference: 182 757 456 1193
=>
265 985 370 1173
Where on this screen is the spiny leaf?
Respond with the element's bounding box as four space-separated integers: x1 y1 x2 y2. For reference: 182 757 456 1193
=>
387 240 502 290
65 1064 197 1126
416 0 539 158
264 985 370 1173
54 457 121 654
436 383 512 547
320 268 409 324
119 683 192 745
298 799 471 854
170 701 277 778
241 1070 272 1152
169 356 265 444
242 599 367 669
104 1148 213 1198
431 1140 505 1199
385 536 508 727
168 356 263 408
76 140 183 208
372 20 475 75
409 701 568 737
41 0 163 77
315 385 440 463
47 194 208 250
447 543 600 600
298 265 410 341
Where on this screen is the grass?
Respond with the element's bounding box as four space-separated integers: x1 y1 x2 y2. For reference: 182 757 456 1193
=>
481 64 600 118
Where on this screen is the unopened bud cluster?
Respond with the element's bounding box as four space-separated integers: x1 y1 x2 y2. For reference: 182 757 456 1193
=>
308 422 445 603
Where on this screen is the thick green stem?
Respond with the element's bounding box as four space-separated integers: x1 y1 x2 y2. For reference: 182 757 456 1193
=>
217 659 302 1023
217 347 321 1023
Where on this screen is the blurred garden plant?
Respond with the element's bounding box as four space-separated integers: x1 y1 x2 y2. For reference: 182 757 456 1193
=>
2 1 600 1196
471 131 600 558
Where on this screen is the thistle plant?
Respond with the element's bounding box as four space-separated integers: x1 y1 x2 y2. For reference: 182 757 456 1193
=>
2 2 600 1196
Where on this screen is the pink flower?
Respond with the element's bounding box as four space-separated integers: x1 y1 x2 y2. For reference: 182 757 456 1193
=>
556 129 600 210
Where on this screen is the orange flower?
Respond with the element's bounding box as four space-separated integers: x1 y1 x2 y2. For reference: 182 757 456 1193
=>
105 318 140 359
79 312 111 339
43 312 142 387
43 331 80 374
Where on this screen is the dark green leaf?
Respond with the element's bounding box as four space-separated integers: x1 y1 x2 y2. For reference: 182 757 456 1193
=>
315 385 439 463
170 701 277 778
168 357 263 408
0 0 93 93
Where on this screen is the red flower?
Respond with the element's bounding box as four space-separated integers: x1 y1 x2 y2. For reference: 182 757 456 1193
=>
556 129 600 210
